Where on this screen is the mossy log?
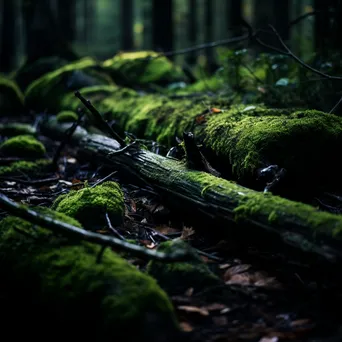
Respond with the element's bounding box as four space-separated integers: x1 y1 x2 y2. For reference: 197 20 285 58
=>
41 118 342 268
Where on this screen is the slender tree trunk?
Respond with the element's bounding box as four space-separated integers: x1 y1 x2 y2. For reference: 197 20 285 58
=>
120 0 134 50
57 0 76 43
0 0 17 72
152 0 173 52
228 0 242 36
204 0 217 73
186 0 197 65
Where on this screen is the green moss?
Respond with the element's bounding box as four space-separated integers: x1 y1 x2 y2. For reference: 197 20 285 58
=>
51 181 125 230
0 159 52 176
204 108 342 183
0 215 178 340
0 76 24 114
56 110 78 123
147 239 221 294
102 50 186 86
12 56 68 91
0 123 36 137
24 57 113 111
0 135 46 158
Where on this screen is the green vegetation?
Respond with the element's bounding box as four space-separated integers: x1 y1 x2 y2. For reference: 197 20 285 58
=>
147 239 221 294
0 76 24 114
0 159 52 176
0 214 178 340
0 135 46 158
56 110 78 123
102 51 187 86
51 181 125 230
0 123 36 136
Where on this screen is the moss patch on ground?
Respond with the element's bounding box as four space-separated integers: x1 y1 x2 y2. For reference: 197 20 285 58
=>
51 181 125 230
0 123 36 137
0 159 52 177
147 239 221 294
0 213 178 340
0 135 46 158
0 76 24 114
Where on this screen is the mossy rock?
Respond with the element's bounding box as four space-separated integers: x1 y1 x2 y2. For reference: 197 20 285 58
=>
0 213 178 341
56 110 78 123
0 76 24 114
51 181 125 230
102 51 187 87
12 56 68 91
0 123 36 137
0 159 52 177
147 239 221 294
0 135 46 158
24 57 114 112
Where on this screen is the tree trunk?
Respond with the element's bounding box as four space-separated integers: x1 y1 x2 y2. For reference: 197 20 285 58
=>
57 0 76 43
120 0 134 50
228 0 242 36
0 0 17 72
186 0 197 65
152 0 173 52
41 117 342 269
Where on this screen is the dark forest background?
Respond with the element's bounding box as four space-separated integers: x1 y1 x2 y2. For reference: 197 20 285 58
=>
0 0 319 73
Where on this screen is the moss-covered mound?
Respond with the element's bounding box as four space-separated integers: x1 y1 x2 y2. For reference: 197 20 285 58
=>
102 50 187 86
0 135 46 158
24 57 114 111
56 110 78 123
204 108 342 184
12 56 68 91
0 213 178 341
0 76 24 114
147 239 221 294
0 159 52 177
51 181 125 230
0 123 36 137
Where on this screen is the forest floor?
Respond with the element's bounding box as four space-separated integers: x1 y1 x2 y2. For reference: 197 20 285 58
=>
1 113 342 342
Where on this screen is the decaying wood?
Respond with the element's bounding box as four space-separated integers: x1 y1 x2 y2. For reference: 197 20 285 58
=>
41 117 342 268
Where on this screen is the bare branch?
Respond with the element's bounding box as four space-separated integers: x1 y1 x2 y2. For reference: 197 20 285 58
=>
0 192 191 262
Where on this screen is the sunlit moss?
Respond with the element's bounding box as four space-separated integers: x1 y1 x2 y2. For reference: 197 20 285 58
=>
102 50 186 86
51 181 125 230
56 110 78 123
0 123 36 137
0 159 52 177
0 135 46 158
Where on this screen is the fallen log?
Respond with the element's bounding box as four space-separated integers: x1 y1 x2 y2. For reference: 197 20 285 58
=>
41 117 342 268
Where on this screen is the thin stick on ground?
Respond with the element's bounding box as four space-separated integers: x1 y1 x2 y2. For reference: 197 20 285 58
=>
0 192 192 262
75 91 126 147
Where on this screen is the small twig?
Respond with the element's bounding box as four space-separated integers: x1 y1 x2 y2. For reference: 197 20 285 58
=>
105 212 125 240
0 192 192 262
287 11 319 29
329 95 342 114
90 171 117 188
0 176 59 185
53 109 85 168
267 24 342 81
107 140 139 156
75 91 126 147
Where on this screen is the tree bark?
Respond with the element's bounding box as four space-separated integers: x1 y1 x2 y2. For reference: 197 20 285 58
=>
120 0 134 50
186 0 197 65
0 0 17 72
41 117 342 269
152 0 173 52
57 0 77 43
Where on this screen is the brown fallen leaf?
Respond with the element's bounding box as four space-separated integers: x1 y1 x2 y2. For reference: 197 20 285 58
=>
212 315 228 326
177 305 209 316
225 273 252 285
223 264 251 281
180 226 195 240
179 322 194 332
259 337 278 342
184 287 194 297
203 303 228 312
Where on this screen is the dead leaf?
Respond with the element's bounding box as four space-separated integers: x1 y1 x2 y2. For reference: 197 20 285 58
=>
177 305 209 316
180 226 195 240
219 263 231 269
223 264 251 281
203 303 228 312
225 273 252 285
195 114 207 124
259 337 278 342
179 322 194 332
291 319 311 327
210 107 223 113
184 288 194 296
